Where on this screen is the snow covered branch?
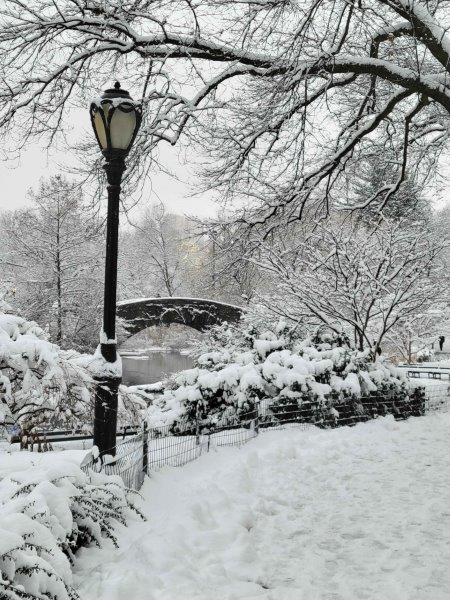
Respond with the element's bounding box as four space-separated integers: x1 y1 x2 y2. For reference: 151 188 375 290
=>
245 215 446 356
0 0 450 223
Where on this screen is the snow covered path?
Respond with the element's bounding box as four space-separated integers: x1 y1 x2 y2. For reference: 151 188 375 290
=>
75 415 450 600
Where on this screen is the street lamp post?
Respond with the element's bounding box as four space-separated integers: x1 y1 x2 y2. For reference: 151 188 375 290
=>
90 82 142 456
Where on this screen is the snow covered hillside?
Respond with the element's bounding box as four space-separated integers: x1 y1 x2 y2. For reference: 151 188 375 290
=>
75 414 450 600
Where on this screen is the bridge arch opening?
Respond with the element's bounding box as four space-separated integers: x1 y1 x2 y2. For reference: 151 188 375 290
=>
119 322 204 352
117 297 243 339
117 298 243 386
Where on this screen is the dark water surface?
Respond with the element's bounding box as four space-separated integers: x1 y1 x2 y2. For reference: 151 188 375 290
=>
121 350 194 386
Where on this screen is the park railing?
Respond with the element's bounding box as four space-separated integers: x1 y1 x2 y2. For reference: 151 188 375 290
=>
81 387 449 491
406 370 450 381
8 425 138 453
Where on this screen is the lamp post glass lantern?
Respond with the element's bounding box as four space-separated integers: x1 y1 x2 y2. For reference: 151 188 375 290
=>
90 82 142 158
90 82 142 456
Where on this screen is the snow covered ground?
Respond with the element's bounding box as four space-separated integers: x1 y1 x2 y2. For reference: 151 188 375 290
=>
74 413 450 600
0 448 88 477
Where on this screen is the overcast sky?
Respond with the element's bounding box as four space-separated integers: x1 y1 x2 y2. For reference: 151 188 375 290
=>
1 119 449 218
0 133 219 220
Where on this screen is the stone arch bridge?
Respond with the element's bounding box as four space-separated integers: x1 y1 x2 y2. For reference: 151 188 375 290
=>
117 297 243 338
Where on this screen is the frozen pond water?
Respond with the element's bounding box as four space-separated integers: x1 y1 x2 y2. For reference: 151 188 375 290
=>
120 349 193 385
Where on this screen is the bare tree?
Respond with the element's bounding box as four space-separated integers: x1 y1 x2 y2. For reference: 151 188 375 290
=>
119 202 186 298
1 175 104 350
200 222 263 304
384 309 445 363
249 216 446 357
0 0 449 228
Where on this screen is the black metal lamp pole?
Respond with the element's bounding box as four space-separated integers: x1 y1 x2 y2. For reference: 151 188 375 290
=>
90 82 142 456
93 156 124 456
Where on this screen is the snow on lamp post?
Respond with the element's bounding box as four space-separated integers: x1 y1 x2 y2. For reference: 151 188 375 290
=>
90 82 142 457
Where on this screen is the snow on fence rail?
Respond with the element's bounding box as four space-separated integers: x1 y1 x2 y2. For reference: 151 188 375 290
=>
406 370 450 380
81 389 448 491
7 425 139 452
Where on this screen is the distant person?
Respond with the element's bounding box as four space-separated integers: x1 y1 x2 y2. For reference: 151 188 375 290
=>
439 335 445 351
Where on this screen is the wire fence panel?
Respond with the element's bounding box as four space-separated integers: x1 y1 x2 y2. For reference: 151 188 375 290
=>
81 432 145 490
107 432 145 489
209 425 257 449
147 435 200 469
81 386 450 492
423 383 450 413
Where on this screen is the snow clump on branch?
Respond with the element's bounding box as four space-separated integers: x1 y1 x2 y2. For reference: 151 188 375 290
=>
0 307 147 433
0 310 92 432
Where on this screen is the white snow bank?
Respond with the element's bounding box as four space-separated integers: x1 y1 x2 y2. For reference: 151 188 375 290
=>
0 449 89 478
75 413 450 599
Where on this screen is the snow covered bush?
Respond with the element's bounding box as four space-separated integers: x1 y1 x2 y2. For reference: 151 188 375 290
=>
416 347 433 363
0 308 92 432
0 455 143 599
0 306 145 434
146 321 425 433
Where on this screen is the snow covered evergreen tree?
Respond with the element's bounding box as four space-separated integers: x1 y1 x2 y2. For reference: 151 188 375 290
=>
351 153 430 223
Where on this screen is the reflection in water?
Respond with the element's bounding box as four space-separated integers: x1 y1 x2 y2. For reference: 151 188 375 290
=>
121 350 194 386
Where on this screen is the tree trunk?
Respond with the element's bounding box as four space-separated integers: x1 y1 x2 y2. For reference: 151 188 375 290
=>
357 331 364 352
56 202 62 345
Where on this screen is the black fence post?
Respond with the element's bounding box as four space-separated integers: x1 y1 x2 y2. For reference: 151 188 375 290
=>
195 403 200 447
254 403 260 435
142 421 149 477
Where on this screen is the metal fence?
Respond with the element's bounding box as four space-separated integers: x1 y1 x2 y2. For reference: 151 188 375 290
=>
423 383 450 413
407 370 450 380
81 431 146 489
81 387 450 491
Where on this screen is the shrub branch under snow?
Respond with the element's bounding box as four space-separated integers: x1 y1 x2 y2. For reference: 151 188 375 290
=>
0 455 144 599
0 308 147 432
146 322 424 432
0 311 92 432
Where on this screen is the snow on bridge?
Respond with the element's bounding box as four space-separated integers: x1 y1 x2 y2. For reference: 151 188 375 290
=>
117 297 243 337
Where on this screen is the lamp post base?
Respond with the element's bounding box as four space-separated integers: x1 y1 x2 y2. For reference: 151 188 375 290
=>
93 376 120 456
